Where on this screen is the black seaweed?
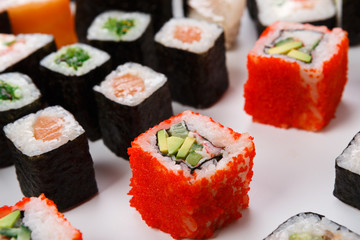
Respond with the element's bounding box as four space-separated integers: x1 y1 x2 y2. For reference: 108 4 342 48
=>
9 133 98 212
246 0 258 20
0 11 12 33
0 97 43 168
342 0 360 45
38 57 112 141
87 18 158 70
75 0 173 42
155 32 229 108
94 82 173 159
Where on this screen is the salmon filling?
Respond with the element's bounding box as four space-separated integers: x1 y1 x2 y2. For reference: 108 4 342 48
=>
112 73 145 98
34 116 64 142
173 25 202 43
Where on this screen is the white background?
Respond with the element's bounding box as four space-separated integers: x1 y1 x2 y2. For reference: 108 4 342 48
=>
1 10 360 240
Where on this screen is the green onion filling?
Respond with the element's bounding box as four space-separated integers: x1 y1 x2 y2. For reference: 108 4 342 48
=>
0 80 21 101
55 47 90 70
103 18 135 38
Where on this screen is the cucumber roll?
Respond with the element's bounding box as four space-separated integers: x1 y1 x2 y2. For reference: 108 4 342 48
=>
39 43 111 141
249 0 337 35
3 106 98 212
264 212 360 240
154 18 229 108
128 111 255 238
87 10 157 69
93 62 173 159
0 194 83 239
0 72 42 168
334 131 360 210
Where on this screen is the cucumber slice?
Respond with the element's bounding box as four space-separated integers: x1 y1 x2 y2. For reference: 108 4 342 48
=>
169 121 189 138
17 225 31 240
185 152 203 167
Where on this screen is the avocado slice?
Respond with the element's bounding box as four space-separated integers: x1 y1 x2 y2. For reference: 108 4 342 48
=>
176 137 195 159
287 49 312 63
267 41 303 55
169 121 189 138
17 225 31 240
185 152 203 167
0 210 20 228
167 136 184 155
157 129 169 154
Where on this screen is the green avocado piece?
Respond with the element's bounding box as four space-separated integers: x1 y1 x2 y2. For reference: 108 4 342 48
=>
167 136 184 155
17 225 31 240
176 137 195 159
0 210 20 228
157 129 169 154
289 232 313 240
169 121 189 138
185 152 203 167
287 49 312 63
267 41 303 55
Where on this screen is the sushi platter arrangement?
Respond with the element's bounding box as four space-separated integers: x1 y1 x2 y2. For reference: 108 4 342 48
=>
1 0 360 239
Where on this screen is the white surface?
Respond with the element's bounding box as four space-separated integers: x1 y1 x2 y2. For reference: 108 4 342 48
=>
1 11 360 239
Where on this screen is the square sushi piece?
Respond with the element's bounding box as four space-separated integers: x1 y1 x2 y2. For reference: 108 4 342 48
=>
154 18 229 108
244 21 349 131
0 72 43 168
39 43 111 141
334 131 360 210
3 106 98 211
93 62 173 159
264 212 360 240
128 110 255 238
0 194 82 240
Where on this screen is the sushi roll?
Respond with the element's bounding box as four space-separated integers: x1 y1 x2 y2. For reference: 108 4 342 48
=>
339 0 360 45
39 43 111 141
87 10 157 69
0 194 82 239
249 0 337 35
0 72 43 168
244 21 348 131
154 18 229 108
187 0 247 49
128 110 255 238
264 212 360 240
0 0 77 48
93 62 173 159
3 106 98 211
75 0 173 42
0 33 56 88
334 131 360 210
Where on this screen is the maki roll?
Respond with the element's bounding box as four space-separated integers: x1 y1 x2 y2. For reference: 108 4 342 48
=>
187 0 247 49
0 0 77 48
334 131 360 210
128 110 255 238
39 43 111 141
154 18 229 108
244 21 348 131
0 194 82 240
3 106 98 211
0 72 42 168
264 212 360 240
87 10 157 69
249 0 337 35
93 62 173 159
339 0 360 45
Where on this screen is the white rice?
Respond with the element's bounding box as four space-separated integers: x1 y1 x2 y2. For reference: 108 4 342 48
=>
93 62 167 107
0 33 54 72
3 106 84 157
22 196 79 240
337 132 360 175
87 10 151 42
40 43 110 77
155 18 223 54
0 72 41 111
257 0 336 27
134 110 254 181
265 213 360 240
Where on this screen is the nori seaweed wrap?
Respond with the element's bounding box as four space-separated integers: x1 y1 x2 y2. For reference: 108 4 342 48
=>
93 62 173 159
39 43 111 141
0 11 11 33
154 18 229 108
341 0 360 45
3 106 98 212
334 131 360 210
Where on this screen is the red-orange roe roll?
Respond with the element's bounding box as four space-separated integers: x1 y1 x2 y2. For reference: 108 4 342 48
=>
128 110 255 238
244 21 348 131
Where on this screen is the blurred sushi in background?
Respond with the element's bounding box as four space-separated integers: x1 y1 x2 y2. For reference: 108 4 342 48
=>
3 106 98 211
338 0 360 45
0 72 43 168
